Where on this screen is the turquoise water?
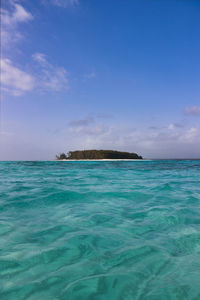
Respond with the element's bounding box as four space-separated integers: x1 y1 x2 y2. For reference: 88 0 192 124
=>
0 160 200 300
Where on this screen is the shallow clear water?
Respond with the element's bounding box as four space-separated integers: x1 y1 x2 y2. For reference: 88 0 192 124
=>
0 160 200 300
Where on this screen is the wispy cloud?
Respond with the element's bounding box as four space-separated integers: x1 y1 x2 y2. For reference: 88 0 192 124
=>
185 106 200 116
32 53 47 64
2 3 33 25
1 1 69 97
181 127 198 143
1 58 35 96
1 54 69 96
43 0 79 8
1 2 35 95
32 53 69 91
167 122 184 130
68 117 94 127
83 72 96 80
1 2 33 47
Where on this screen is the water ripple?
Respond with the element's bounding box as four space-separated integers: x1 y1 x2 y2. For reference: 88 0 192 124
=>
0 160 200 299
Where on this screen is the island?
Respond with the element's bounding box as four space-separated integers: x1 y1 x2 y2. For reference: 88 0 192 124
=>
56 150 143 160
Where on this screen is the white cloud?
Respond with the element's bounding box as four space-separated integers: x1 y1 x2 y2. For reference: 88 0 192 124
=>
49 0 79 7
41 67 68 91
2 3 33 25
1 3 72 97
32 53 47 64
1 2 33 47
32 52 69 91
185 106 200 116
1 58 35 96
1 53 69 96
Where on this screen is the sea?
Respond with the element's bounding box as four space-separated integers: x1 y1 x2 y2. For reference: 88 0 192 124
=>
0 160 200 300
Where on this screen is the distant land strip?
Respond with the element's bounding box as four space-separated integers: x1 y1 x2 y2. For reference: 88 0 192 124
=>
56 150 143 160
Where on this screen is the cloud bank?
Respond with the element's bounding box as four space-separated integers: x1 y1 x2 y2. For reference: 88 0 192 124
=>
64 117 200 159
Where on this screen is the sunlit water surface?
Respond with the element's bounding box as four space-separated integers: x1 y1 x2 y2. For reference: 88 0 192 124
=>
0 160 200 299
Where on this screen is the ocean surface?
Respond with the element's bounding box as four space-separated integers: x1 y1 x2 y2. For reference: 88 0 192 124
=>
0 160 200 300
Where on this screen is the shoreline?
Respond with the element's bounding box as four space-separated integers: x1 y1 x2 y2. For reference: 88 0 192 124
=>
55 159 146 161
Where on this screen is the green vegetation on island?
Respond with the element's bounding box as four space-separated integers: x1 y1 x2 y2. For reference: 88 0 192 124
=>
56 150 143 160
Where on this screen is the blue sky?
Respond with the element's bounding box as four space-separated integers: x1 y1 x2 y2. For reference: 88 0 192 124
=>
1 0 200 160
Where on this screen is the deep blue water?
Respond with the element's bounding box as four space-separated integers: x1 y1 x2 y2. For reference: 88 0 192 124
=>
0 160 200 299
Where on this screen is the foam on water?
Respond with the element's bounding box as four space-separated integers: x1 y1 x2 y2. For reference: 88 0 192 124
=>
0 160 200 299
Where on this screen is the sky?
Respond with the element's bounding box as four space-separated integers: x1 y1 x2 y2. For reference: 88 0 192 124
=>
1 0 200 160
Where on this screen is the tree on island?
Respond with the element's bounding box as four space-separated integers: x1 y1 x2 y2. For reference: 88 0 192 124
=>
56 153 67 160
56 150 142 160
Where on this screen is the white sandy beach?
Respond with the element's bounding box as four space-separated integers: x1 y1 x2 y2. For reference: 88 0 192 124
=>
55 159 147 161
